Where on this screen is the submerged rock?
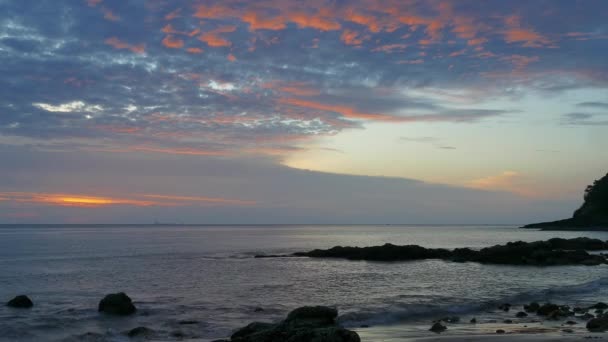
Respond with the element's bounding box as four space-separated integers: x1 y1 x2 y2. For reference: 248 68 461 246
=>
524 302 540 313
496 329 505 334
586 316 608 332
498 303 511 312
98 292 136 315
429 322 447 333
6 295 33 308
469 318 477 324
537 303 560 316
126 326 155 338
516 311 528 318
228 306 359 342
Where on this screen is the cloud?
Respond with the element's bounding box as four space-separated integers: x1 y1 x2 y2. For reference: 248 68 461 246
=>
468 171 534 197
578 101 608 109
104 37 145 53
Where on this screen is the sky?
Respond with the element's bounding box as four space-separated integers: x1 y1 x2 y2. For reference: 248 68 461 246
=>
0 0 607 224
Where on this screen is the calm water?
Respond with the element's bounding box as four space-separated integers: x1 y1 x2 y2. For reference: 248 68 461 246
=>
1 225 607 341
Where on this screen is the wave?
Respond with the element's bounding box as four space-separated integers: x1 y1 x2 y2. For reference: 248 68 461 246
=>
338 274 608 327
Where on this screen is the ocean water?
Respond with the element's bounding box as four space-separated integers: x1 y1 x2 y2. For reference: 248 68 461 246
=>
1 224 607 341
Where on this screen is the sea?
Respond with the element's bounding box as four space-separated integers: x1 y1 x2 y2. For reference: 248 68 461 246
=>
1 224 607 341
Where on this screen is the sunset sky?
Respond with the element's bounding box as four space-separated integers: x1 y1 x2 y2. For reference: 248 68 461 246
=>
1 0 607 224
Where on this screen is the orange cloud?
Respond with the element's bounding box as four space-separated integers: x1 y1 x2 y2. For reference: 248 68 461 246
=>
101 7 120 21
278 98 400 121
186 47 203 54
372 43 407 53
227 53 237 62
162 35 184 49
165 8 181 20
86 0 102 7
467 171 535 197
287 9 341 31
199 26 237 47
242 11 287 31
340 29 363 46
503 15 553 47
141 194 256 206
344 9 381 32
104 37 145 54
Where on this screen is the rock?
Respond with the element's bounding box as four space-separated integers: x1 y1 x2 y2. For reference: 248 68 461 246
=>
590 302 608 310
178 320 199 325
98 292 136 315
6 295 33 308
171 331 185 338
504 319 513 324
498 303 511 312
581 313 595 320
496 329 505 334
562 328 574 333
292 238 608 266
537 303 560 316
594 309 604 314
126 326 155 338
565 321 577 325
228 306 359 342
516 311 528 318
524 302 540 313
470 318 477 324
254 307 264 312
547 309 569 320
285 306 338 326
429 322 447 333
587 316 608 332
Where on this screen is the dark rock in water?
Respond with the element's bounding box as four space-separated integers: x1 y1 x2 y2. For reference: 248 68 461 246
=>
429 322 447 333
562 328 574 333
496 329 505 334
254 307 264 312
574 307 585 313
595 309 604 315
285 306 338 326
6 295 33 308
590 302 608 310
524 302 540 313
498 303 511 312
228 306 359 342
581 313 595 320
503 319 513 324
537 303 560 316
587 316 608 332
178 320 199 325
565 320 577 325
547 309 569 320
523 172 608 230
516 311 528 318
126 326 155 338
98 292 136 315
470 318 477 324
290 238 608 266
171 331 185 338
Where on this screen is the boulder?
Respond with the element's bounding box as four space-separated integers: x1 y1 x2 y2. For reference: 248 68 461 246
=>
515 311 528 318
524 302 540 313
537 303 559 316
229 306 359 342
429 322 447 333
587 316 608 332
470 318 477 324
6 295 33 308
126 327 155 338
498 303 511 312
98 292 136 315
496 329 505 334
590 302 608 310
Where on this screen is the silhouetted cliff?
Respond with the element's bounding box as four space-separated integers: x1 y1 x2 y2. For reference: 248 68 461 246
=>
524 173 608 230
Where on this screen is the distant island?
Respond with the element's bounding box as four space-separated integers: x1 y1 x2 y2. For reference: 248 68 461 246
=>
523 172 608 230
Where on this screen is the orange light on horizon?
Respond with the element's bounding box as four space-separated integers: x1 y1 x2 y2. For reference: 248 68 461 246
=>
0 191 256 208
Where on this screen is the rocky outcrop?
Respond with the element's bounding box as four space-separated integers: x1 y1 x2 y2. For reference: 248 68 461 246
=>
226 306 360 342
586 316 608 332
288 238 608 266
524 172 608 230
98 292 136 315
6 295 33 308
